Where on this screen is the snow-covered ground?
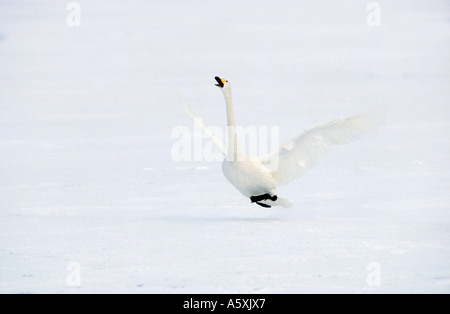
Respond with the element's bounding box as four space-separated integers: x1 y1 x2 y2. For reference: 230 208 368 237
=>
1 0 449 293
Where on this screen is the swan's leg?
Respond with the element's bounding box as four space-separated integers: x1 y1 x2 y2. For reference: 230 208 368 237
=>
250 194 278 203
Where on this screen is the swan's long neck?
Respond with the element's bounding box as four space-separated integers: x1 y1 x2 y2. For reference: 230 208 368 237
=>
223 89 240 160
223 89 235 128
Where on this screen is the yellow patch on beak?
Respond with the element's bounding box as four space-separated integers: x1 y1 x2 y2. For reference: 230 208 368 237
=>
215 76 226 88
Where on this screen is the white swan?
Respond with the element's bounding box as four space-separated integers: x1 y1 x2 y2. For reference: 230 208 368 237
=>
181 76 383 208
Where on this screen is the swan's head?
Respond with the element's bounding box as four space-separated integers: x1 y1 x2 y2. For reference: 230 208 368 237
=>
215 76 230 91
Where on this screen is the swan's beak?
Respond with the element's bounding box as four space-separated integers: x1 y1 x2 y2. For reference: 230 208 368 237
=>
215 76 226 88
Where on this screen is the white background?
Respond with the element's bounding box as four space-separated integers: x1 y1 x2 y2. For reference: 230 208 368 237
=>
0 0 449 293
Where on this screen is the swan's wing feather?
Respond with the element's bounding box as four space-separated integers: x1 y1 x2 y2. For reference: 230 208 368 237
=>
262 109 384 186
176 91 226 155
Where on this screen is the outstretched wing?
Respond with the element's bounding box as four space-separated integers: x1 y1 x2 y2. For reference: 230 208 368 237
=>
261 109 385 186
176 90 226 155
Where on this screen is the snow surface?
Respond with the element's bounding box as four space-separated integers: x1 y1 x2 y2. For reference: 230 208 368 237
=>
1 0 449 293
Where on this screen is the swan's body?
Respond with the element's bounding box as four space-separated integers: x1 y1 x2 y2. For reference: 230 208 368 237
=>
180 76 383 208
223 158 276 197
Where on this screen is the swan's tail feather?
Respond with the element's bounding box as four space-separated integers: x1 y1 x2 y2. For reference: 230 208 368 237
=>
275 197 293 208
259 196 293 208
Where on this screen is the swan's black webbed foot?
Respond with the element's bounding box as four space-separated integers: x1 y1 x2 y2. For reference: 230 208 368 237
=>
250 194 278 207
251 194 269 203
